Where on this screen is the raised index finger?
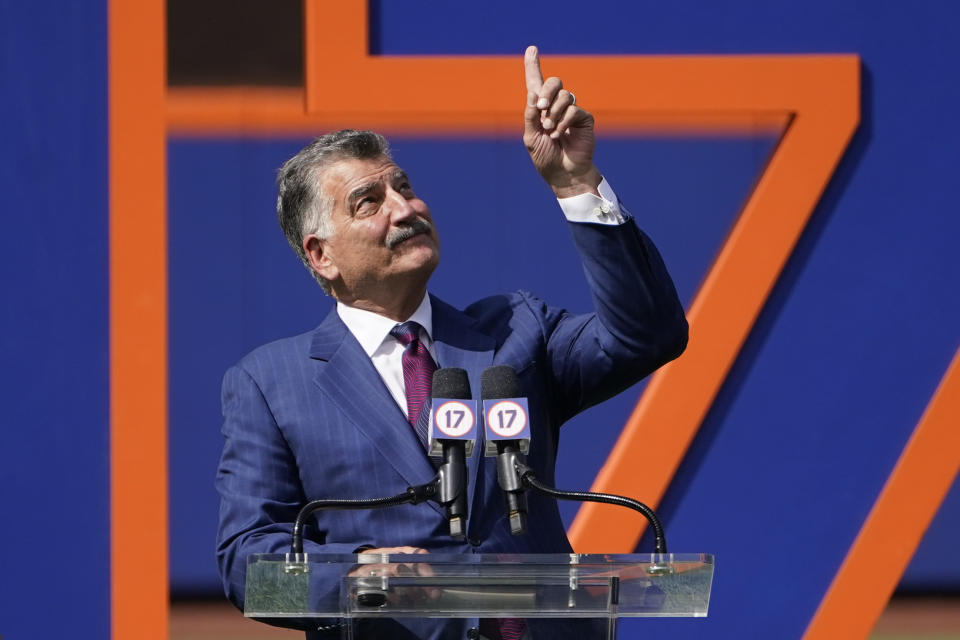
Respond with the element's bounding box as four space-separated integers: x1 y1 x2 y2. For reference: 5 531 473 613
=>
524 45 543 94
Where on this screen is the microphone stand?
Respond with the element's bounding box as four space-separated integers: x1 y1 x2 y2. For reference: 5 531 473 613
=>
287 471 464 608
512 460 670 556
288 459 669 557
289 481 439 555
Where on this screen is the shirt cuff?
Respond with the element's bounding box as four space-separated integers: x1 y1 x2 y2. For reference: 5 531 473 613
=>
557 177 627 225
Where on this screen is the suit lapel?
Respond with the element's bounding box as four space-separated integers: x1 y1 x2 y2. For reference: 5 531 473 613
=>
308 299 499 526
309 310 440 512
430 296 496 529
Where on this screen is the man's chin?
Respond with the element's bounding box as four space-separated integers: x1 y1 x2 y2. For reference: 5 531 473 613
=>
406 246 440 279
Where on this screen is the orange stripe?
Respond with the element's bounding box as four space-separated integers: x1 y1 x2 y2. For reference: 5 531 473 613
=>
803 347 960 639
166 86 790 136
109 0 168 638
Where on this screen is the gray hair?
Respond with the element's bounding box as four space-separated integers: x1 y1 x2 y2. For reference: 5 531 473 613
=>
276 129 391 294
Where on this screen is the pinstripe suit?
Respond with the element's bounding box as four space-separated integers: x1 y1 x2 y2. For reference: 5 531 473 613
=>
216 218 687 639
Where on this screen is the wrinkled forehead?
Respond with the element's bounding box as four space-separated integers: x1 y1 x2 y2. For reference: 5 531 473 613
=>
318 154 400 198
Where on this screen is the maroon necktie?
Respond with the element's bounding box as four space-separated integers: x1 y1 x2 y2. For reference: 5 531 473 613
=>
390 321 437 447
480 617 527 640
393 324 523 638
498 618 527 639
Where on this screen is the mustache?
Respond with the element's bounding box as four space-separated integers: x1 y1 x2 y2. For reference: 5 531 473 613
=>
385 217 434 249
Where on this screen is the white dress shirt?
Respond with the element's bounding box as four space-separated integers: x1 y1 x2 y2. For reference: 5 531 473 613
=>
336 177 626 417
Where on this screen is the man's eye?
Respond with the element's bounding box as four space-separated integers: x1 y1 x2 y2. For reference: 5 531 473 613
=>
355 198 377 216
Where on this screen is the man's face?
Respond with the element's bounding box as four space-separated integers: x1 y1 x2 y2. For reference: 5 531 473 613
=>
309 156 440 296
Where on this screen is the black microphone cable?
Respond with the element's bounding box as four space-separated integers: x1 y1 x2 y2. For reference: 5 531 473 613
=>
290 483 438 554
513 460 668 554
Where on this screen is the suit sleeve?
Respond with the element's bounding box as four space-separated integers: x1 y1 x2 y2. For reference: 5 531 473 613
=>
537 216 688 422
216 364 373 628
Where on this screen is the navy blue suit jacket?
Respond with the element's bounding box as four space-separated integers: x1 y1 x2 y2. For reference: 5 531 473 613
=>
216 218 687 638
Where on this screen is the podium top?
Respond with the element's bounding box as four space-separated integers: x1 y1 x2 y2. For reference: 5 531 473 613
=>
245 552 713 619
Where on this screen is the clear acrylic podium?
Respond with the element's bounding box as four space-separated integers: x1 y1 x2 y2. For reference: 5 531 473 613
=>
245 552 714 638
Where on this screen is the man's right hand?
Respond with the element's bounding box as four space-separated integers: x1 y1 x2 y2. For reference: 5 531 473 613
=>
523 45 602 199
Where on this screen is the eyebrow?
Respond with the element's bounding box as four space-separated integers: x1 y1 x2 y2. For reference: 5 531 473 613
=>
347 182 378 209
346 170 410 209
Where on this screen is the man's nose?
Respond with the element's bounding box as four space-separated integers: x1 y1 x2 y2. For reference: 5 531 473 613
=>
385 188 417 222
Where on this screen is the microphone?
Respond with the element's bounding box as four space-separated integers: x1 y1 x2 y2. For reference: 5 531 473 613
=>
481 365 531 536
428 368 477 539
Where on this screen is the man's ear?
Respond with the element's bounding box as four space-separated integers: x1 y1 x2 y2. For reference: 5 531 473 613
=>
303 234 339 282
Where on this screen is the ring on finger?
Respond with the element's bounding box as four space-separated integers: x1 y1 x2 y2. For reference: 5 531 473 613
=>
569 92 577 105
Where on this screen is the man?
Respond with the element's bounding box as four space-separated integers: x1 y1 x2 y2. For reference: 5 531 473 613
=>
216 47 688 639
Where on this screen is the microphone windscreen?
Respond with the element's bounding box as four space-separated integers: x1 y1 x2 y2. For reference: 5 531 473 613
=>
432 367 471 399
480 365 520 399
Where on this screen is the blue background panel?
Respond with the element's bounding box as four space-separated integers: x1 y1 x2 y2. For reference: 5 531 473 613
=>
0 2 110 636
371 0 946 57
1 1 959 638
164 6 960 639
168 135 776 590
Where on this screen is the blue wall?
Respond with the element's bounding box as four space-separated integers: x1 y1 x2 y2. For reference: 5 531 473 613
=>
0 3 110 637
2 1 959 639
170 3 960 639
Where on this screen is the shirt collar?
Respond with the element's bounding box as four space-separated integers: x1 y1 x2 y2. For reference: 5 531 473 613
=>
336 294 434 357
